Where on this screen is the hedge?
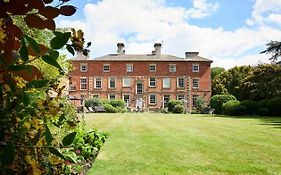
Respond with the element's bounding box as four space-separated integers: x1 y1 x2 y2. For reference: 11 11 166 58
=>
210 94 236 114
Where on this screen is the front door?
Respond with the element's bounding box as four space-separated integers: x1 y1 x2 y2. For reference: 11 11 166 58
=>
136 98 144 111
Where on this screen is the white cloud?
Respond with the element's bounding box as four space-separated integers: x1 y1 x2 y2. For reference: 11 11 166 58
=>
186 0 219 19
247 0 281 25
57 0 281 69
267 14 281 26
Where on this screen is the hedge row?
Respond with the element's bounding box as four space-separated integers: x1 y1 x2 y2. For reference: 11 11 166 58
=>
85 98 127 113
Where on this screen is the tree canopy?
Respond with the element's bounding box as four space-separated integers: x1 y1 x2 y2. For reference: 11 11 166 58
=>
261 41 281 65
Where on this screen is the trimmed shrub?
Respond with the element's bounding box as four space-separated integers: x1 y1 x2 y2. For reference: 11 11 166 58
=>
168 100 183 112
84 98 101 107
222 100 240 115
103 104 117 113
267 97 281 116
101 99 110 105
210 94 236 114
116 107 128 113
172 105 184 114
110 99 125 108
258 108 268 116
240 100 258 115
232 105 247 116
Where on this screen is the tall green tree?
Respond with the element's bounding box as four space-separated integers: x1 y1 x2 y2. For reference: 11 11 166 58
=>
212 66 253 100
241 64 281 100
211 67 225 79
261 41 281 65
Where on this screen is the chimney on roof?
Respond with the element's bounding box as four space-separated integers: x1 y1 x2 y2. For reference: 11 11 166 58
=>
154 43 161 55
117 43 125 55
185 52 199 59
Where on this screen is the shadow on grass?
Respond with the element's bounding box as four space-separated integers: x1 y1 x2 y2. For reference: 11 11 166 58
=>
208 114 281 129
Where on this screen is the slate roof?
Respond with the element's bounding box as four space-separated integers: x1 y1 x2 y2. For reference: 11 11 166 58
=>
71 53 212 62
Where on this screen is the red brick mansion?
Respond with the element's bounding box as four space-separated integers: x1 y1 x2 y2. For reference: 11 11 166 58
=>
68 43 212 112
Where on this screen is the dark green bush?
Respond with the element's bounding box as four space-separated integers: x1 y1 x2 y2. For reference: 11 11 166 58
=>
258 108 268 116
172 105 184 114
267 97 281 116
222 100 240 115
84 98 101 107
110 99 125 108
258 99 269 108
240 100 259 115
232 105 247 116
168 100 183 112
116 107 128 113
103 104 117 113
210 94 236 114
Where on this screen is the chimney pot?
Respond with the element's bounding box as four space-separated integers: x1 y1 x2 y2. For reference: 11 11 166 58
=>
117 43 125 55
154 43 162 55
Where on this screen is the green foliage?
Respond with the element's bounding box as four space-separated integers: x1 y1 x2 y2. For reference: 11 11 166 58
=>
261 41 281 65
222 100 241 115
85 98 102 107
210 94 236 114
110 99 125 108
211 67 225 79
267 97 281 116
172 105 185 114
240 100 259 115
241 64 281 100
212 66 253 99
103 104 117 113
167 100 183 112
195 96 205 113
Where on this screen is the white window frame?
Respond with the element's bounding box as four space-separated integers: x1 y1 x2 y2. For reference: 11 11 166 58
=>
177 77 184 88
149 77 156 87
136 82 143 94
149 64 156 72
163 94 170 108
80 63 87 72
163 77 171 88
108 77 116 89
192 94 199 108
108 94 116 101
192 78 199 89
149 94 157 105
177 94 185 101
69 84 76 91
123 94 130 107
94 77 102 89
169 64 176 72
122 77 131 87
103 64 110 72
126 64 133 72
192 64 199 72
80 77 87 90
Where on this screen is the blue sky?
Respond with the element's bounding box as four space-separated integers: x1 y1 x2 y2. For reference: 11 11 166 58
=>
57 0 281 68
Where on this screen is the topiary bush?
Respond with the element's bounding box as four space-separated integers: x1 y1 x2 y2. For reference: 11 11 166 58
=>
232 105 247 116
210 94 236 114
168 100 183 112
222 100 240 115
240 100 258 115
103 104 117 113
110 99 125 108
172 105 184 114
267 97 281 116
85 98 102 107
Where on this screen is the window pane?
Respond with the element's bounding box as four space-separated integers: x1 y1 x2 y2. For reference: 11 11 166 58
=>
192 79 199 88
192 64 199 72
149 64 156 72
136 83 143 94
109 77 116 88
169 64 176 72
149 77 156 87
163 78 170 88
95 77 102 88
126 64 133 72
177 78 184 88
103 64 110 72
163 95 170 107
123 77 131 87
80 78 87 90
149 94 156 104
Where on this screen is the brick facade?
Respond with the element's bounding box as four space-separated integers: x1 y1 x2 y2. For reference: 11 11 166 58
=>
68 43 212 112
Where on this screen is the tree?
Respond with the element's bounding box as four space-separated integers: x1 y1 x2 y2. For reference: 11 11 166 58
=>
261 41 281 65
211 66 253 100
241 64 281 100
211 67 225 79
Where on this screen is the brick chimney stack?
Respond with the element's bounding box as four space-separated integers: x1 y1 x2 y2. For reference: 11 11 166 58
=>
185 52 199 58
117 43 125 55
154 43 162 55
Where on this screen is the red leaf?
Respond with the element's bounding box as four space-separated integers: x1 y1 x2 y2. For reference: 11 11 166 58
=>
43 0 54 4
45 19 56 31
60 5 76 16
39 6 60 19
6 0 28 15
6 23 23 39
25 14 45 29
28 0 45 11
15 65 43 81
27 44 49 56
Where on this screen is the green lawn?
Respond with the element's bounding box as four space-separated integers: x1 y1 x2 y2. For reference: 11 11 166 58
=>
85 113 281 175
